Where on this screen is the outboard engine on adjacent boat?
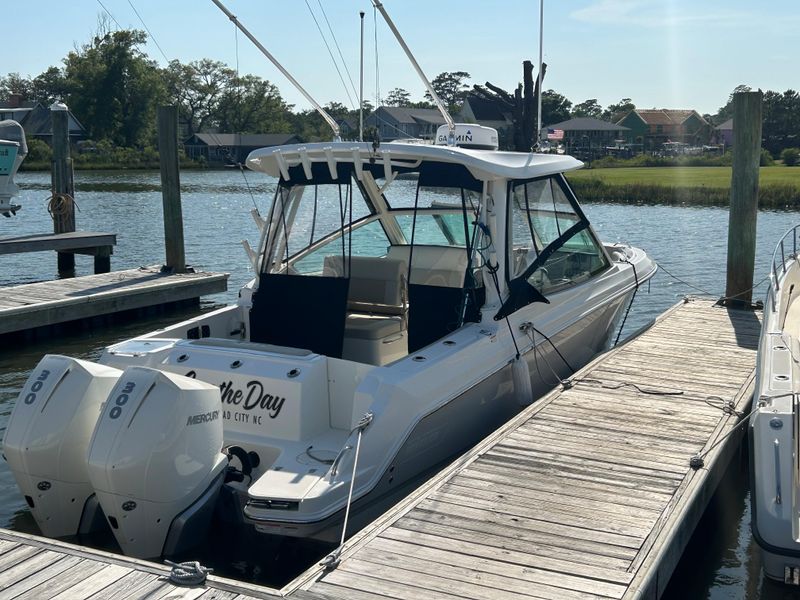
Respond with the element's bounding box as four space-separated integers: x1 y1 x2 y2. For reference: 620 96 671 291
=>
0 119 28 217
87 366 227 559
3 356 122 538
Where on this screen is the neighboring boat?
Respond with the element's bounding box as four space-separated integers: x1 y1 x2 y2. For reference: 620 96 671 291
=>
750 224 800 584
4 127 656 559
0 120 27 216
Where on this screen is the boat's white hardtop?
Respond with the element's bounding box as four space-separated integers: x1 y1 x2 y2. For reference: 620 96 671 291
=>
246 141 583 182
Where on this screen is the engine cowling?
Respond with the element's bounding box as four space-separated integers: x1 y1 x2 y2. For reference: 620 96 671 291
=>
3 355 122 538
87 366 227 559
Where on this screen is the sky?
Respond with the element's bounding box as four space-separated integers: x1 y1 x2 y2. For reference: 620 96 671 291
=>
4 0 798 117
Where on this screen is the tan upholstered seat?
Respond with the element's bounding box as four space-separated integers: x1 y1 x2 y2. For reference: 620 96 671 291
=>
322 255 408 364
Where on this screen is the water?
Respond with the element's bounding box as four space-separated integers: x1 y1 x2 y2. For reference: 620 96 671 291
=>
1 169 798 594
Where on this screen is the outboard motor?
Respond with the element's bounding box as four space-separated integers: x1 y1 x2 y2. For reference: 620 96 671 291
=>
3 356 122 538
87 366 227 559
0 120 28 216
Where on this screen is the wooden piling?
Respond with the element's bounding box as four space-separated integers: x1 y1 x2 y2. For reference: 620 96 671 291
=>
725 90 763 308
157 106 186 273
50 102 76 274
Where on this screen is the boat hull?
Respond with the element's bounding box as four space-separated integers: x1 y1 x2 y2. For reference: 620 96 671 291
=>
245 291 630 541
750 227 800 583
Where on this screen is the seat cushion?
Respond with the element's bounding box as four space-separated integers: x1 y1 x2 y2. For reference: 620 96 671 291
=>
344 314 404 340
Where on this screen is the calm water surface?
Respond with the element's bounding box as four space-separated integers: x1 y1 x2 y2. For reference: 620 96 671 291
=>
1 170 798 595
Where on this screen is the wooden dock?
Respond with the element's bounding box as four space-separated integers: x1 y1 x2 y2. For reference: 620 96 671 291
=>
0 232 117 274
0 265 228 336
0 527 277 599
0 298 762 599
286 298 762 600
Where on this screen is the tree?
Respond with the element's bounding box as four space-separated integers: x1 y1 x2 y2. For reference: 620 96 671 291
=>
781 148 800 166
470 61 546 151
30 67 68 105
425 71 471 112
0 73 33 101
541 90 572 125
603 98 635 123
385 88 412 107
714 85 751 124
64 29 165 146
216 74 293 134
762 89 800 156
165 59 235 138
572 98 603 119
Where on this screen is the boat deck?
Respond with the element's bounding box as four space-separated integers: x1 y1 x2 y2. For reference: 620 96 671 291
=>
0 265 228 336
287 298 762 600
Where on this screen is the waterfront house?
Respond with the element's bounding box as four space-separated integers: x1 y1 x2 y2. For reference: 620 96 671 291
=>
184 133 300 165
714 118 733 148
459 95 514 142
617 109 711 150
0 96 86 143
364 107 446 141
540 117 631 154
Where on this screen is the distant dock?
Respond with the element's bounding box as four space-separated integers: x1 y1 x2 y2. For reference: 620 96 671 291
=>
0 265 228 338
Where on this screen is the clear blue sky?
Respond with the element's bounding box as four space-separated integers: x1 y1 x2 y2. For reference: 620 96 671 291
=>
4 0 797 116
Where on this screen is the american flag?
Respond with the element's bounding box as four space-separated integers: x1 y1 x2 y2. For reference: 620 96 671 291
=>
547 128 564 141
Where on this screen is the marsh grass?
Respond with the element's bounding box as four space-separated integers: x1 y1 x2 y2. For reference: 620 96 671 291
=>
567 167 800 208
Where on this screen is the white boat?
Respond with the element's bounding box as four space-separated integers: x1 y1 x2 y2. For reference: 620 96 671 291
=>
0 120 27 216
3 1 656 562
3 127 656 559
750 224 800 584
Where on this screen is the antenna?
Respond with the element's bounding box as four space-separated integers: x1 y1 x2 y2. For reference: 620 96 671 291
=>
370 0 456 145
535 0 544 151
210 0 341 141
359 11 365 142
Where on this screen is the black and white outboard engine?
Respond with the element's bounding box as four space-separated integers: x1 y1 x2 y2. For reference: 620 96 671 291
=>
87 366 227 559
3 356 122 538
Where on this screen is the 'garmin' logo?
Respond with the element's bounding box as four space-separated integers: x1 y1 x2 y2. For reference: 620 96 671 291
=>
186 410 220 426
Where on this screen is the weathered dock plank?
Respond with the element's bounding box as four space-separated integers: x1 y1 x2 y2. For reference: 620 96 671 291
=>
0 265 228 335
0 232 116 256
0 529 281 600
287 298 761 600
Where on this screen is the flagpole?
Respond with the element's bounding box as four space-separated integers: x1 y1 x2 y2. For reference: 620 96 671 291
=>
535 0 544 150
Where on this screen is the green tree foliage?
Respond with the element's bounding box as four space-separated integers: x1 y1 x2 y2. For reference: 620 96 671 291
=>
31 67 68 105
762 89 800 157
781 148 800 166
0 73 33 100
165 59 234 137
64 29 165 146
385 88 412 107
541 90 572 125
216 75 293 134
425 71 471 112
603 98 635 123
714 84 751 124
572 98 603 119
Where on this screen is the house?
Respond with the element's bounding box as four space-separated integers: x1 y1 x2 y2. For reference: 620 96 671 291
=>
364 107 446 142
459 95 514 140
714 118 733 147
617 109 711 149
540 117 631 153
0 96 86 143
184 133 300 164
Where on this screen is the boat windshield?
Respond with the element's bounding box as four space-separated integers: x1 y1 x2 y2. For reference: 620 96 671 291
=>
250 160 487 361
507 174 608 295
